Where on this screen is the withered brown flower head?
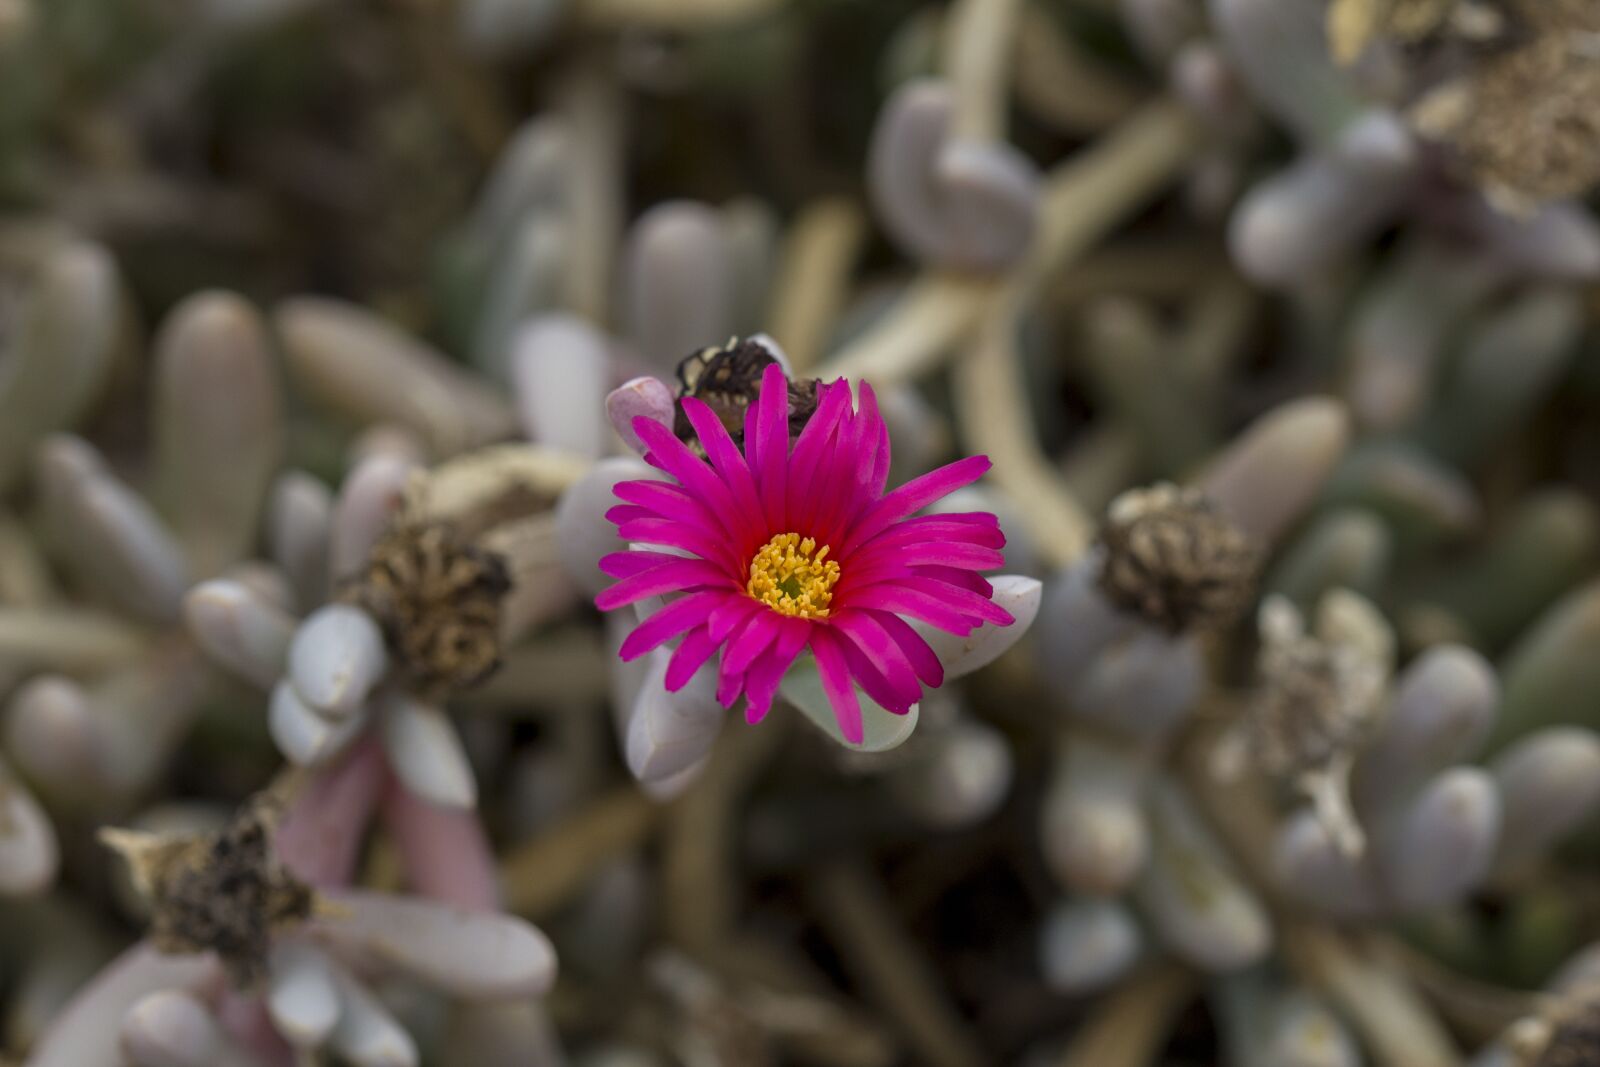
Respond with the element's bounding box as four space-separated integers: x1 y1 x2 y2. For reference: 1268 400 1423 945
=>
1096 483 1261 633
1249 595 1388 781
1379 0 1600 209
342 521 512 700
672 338 820 452
101 797 312 986
1516 983 1600 1067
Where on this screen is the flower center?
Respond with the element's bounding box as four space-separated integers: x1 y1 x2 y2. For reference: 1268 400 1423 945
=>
747 533 841 618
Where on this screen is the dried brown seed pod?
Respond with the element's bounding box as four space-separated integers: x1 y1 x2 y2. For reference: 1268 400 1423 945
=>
101 795 313 986
342 521 513 700
1096 483 1261 633
672 338 820 452
1408 3 1600 208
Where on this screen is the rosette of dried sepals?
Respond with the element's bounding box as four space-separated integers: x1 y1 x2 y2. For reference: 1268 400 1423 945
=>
1217 591 1391 853
184 443 582 809
1096 482 1261 633
100 793 313 987
672 338 821 455
1407 1 1600 211
596 363 1016 745
32 775 556 1067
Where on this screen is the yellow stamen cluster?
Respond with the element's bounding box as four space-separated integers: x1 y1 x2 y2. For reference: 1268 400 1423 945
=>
747 533 841 618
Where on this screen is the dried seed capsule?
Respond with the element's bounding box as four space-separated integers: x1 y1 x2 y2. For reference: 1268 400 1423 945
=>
671 337 818 452
101 798 313 986
342 522 512 700
1096 483 1261 633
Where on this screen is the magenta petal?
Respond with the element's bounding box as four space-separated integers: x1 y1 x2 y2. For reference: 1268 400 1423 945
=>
859 381 892 498
618 591 726 660
613 479 724 530
836 636 915 715
633 416 746 533
723 612 781 676
848 585 976 635
868 609 944 688
832 613 922 704
665 626 720 691
913 564 995 597
599 550 687 578
839 454 992 556
716 667 745 708
614 518 734 566
708 596 759 642
594 559 728 611
851 541 1005 572
743 618 809 723
749 364 790 531
901 575 1014 626
809 628 864 744
680 397 765 537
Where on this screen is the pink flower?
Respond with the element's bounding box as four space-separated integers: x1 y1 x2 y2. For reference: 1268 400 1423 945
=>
596 364 1014 744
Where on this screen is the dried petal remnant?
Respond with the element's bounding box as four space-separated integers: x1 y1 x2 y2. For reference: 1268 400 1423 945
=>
343 521 512 699
1097 484 1260 633
101 798 312 985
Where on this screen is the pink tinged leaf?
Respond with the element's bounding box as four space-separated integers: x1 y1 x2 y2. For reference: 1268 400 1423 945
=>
868 609 944 688
665 626 721 691
606 376 676 456
594 559 729 611
810 628 865 744
617 591 726 660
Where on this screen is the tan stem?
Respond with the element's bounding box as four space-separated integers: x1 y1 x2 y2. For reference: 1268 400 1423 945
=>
818 100 1202 387
556 57 623 324
809 862 987 1067
1283 925 1462 1067
768 199 867 372
953 297 1094 567
945 0 1024 142
662 720 785 953
1055 964 1196 1067
500 788 660 917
